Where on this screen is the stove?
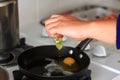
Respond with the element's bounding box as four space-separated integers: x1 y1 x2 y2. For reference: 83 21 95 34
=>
5 34 119 80
10 39 92 80
0 38 33 67
1 37 92 80
13 70 91 80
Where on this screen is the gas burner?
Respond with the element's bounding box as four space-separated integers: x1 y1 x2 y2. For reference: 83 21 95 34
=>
13 70 91 80
0 38 33 67
0 53 14 63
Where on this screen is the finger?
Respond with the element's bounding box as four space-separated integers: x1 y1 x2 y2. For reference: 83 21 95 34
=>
45 20 60 31
50 14 62 18
47 26 61 38
56 34 63 38
46 29 58 38
50 34 63 38
45 17 60 26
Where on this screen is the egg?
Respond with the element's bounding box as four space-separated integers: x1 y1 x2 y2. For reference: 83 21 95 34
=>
63 57 75 66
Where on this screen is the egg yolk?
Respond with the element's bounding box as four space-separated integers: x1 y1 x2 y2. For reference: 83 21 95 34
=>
63 57 75 66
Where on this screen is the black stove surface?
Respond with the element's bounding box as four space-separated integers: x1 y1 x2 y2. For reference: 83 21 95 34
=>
1 38 33 67
13 70 91 80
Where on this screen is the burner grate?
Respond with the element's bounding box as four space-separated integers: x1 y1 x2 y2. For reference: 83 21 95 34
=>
13 70 91 80
0 38 33 67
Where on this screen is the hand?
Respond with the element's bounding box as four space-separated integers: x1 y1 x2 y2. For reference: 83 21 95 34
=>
45 14 116 44
45 14 90 40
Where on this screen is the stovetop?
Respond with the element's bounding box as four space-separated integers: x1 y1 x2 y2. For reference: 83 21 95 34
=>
0 38 33 67
1 37 92 80
4 37 119 80
6 22 119 80
13 70 91 80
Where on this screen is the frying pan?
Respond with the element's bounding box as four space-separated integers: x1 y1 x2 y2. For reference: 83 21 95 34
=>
17 39 92 80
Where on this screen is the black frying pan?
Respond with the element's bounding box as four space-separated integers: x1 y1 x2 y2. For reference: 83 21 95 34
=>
17 39 92 80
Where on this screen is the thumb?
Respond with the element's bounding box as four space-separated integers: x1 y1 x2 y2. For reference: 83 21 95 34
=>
49 27 63 38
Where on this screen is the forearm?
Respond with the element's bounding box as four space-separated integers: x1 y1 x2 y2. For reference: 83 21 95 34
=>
88 18 116 44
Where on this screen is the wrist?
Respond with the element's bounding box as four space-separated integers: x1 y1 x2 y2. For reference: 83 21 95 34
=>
87 19 116 44
86 21 98 39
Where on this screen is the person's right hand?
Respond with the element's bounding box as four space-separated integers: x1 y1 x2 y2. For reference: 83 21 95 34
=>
45 14 91 41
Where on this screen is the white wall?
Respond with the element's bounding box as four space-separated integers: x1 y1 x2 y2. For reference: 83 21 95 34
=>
18 0 38 26
18 0 88 27
36 0 88 21
87 0 120 9
18 0 120 27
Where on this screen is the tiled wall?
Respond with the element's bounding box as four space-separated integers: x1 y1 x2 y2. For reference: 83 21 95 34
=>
18 0 120 27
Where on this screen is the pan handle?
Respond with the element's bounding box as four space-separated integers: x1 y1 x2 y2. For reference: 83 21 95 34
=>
76 38 92 51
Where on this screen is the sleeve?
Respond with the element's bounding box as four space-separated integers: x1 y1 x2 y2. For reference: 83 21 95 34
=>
116 14 120 49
